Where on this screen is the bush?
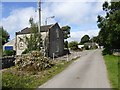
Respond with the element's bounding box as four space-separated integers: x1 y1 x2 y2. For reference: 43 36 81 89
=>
84 45 89 50
92 45 98 49
15 51 55 71
3 50 16 56
68 41 79 50
102 48 112 55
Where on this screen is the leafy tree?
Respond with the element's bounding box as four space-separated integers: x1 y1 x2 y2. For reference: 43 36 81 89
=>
61 25 71 49
0 26 10 45
68 41 78 50
80 35 90 44
64 41 68 49
61 26 70 39
23 18 41 53
97 1 120 54
90 36 99 43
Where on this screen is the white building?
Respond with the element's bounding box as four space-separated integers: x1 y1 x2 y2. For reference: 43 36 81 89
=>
3 23 64 57
3 39 16 51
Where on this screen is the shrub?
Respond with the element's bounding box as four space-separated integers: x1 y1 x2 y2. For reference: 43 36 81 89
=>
68 41 79 50
102 48 112 55
3 50 16 56
15 51 55 71
84 45 89 50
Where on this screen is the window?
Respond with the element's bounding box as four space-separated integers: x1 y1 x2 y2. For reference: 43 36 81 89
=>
56 28 59 38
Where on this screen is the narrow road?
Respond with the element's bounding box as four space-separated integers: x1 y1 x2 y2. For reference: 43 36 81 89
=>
39 49 111 88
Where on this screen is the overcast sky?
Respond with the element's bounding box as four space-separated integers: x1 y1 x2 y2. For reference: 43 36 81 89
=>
0 0 110 42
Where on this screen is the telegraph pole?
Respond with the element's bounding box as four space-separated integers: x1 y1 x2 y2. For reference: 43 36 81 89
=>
38 0 41 50
38 0 41 33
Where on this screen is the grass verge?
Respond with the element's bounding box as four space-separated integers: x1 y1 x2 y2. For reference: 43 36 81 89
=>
104 55 120 89
2 56 80 89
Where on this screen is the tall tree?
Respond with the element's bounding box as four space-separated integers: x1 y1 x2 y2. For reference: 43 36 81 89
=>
97 1 120 52
24 18 41 53
61 26 71 49
80 35 90 44
90 36 99 43
61 26 70 39
0 26 10 45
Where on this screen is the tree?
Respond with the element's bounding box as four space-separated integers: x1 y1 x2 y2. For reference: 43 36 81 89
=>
97 1 120 54
68 41 78 50
64 41 68 49
90 36 99 43
61 25 71 49
61 26 70 39
0 26 10 45
23 18 41 53
80 35 90 44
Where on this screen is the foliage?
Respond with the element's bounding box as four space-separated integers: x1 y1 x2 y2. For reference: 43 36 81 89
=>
3 50 16 56
0 48 2 57
64 41 68 49
0 26 10 45
2 56 79 88
68 41 79 50
61 26 71 51
61 26 71 39
90 36 99 43
22 49 29 54
80 35 90 44
104 55 119 89
102 48 112 55
97 1 120 53
23 18 41 53
15 51 55 71
84 45 89 50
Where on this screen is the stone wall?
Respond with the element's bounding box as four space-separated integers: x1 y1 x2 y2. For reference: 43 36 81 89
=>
1 56 15 69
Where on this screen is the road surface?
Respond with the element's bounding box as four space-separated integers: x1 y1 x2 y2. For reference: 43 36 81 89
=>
39 49 111 88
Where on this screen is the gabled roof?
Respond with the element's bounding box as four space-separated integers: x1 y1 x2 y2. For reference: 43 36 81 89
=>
16 24 54 35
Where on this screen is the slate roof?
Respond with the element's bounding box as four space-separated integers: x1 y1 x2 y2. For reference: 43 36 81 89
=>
16 24 53 35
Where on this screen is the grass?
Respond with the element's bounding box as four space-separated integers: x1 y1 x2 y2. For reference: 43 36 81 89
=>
0 48 2 57
2 56 80 89
104 55 120 89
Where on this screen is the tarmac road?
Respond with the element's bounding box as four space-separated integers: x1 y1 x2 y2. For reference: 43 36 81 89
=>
39 49 111 88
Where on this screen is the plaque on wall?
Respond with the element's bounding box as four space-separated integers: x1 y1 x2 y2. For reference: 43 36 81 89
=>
18 41 24 50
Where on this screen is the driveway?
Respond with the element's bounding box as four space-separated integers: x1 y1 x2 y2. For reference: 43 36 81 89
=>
39 49 111 88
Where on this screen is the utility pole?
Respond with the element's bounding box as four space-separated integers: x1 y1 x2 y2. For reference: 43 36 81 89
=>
38 0 42 50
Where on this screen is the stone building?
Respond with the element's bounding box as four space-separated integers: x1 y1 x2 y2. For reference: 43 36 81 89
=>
4 23 64 57
3 23 64 57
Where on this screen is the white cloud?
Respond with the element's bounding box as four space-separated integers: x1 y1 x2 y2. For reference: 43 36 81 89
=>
43 0 111 2
1 7 37 39
68 29 100 42
1 1 104 41
0 2 3 20
1 0 113 2
42 2 104 25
